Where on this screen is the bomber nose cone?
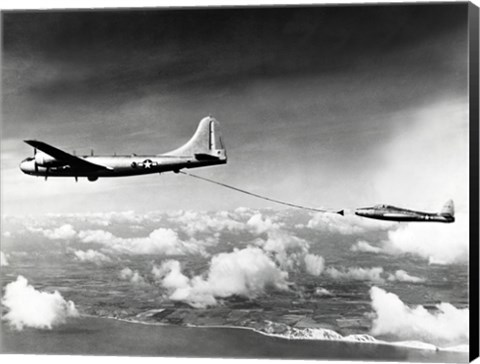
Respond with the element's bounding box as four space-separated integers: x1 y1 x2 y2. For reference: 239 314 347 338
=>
19 161 27 173
19 159 35 174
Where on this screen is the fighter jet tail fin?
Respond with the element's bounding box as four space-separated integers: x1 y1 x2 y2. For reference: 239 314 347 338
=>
440 199 455 217
164 116 227 161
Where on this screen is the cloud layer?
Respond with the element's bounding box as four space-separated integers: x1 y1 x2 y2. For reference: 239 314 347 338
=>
119 267 147 285
74 249 112 264
307 211 395 235
1 251 9 266
351 241 382 254
385 213 469 264
387 270 425 283
370 287 468 346
156 246 289 308
326 266 385 284
2 276 79 330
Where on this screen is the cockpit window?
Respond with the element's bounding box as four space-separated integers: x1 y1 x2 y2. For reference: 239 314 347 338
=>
22 157 34 162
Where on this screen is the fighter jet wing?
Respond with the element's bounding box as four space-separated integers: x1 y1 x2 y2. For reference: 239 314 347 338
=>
24 140 112 171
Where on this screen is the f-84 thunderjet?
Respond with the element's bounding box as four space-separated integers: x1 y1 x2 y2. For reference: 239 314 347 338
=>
20 116 227 181
354 200 455 223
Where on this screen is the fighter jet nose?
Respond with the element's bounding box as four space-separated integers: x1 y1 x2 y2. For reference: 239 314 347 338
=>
354 208 369 217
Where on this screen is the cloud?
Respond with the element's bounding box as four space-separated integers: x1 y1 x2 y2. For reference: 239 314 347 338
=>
78 229 116 244
384 213 468 264
38 224 77 240
370 286 469 346
372 99 469 213
73 249 112 264
314 287 333 296
253 225 326 277
119 268 147 285
1 251 9 266
259 229 309 270
326 266 385 283
152 260 190 290
307 211 395 235
304 254 325 276
387 270 425 283
157 246 289 308
170 210 245 237
2 276 79 330
351 240 382 254
78 228 204 256
247 213 281 234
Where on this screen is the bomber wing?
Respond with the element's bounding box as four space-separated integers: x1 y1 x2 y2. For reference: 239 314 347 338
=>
24 140 112 171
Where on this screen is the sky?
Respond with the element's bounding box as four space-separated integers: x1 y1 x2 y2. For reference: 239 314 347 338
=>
1 3 470 215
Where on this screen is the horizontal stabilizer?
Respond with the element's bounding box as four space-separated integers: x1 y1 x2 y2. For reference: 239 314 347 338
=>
337 210 344 216
194 153 221 161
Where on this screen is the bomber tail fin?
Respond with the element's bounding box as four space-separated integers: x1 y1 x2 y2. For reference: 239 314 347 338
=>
440 199 455 217
164 116 227 161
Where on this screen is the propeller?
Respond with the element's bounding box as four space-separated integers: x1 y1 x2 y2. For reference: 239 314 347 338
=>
33 147 38 173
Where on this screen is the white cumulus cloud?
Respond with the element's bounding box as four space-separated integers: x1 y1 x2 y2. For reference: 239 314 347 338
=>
152 260 190 290
39 224 77 240
304 254 325 276
387 270 425 283
314 287 333 296
351 240 382 254
74 249 112 264
78 228 204 256
119 268 147 285
2 276 78 330
157 246 289 308
247 213 280 234
326 266 385 283
307 211 395 235
1 251 9 266
370 286 469 347
78 229 116 244
384 213 468 264
259 229 309 270
171 210 245 236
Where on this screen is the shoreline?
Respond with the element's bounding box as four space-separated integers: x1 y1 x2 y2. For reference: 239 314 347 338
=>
105 314 469 354
1 315 468 362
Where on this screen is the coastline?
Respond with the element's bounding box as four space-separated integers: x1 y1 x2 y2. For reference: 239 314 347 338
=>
105 314 469 354
0 315 469 362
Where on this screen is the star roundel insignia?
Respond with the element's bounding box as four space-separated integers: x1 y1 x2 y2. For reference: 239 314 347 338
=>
143 159 153 169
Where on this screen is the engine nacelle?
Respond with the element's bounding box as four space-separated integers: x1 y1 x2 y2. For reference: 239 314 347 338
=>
34 152 64 167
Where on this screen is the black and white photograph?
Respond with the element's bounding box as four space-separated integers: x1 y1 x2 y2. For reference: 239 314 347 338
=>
1 2 478 363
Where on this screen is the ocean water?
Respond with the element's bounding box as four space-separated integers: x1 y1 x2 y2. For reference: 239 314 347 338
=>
0 208 470 356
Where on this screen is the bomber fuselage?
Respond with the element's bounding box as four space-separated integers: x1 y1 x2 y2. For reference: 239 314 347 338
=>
20 153 226 179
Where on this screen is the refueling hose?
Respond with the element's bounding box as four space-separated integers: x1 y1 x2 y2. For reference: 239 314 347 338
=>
179 171 343 215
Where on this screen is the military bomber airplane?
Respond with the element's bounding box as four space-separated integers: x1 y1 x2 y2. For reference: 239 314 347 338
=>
20 116 227 181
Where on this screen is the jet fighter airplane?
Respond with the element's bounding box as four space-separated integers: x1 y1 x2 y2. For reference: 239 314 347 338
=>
20 116 227 181
353 200 455 223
